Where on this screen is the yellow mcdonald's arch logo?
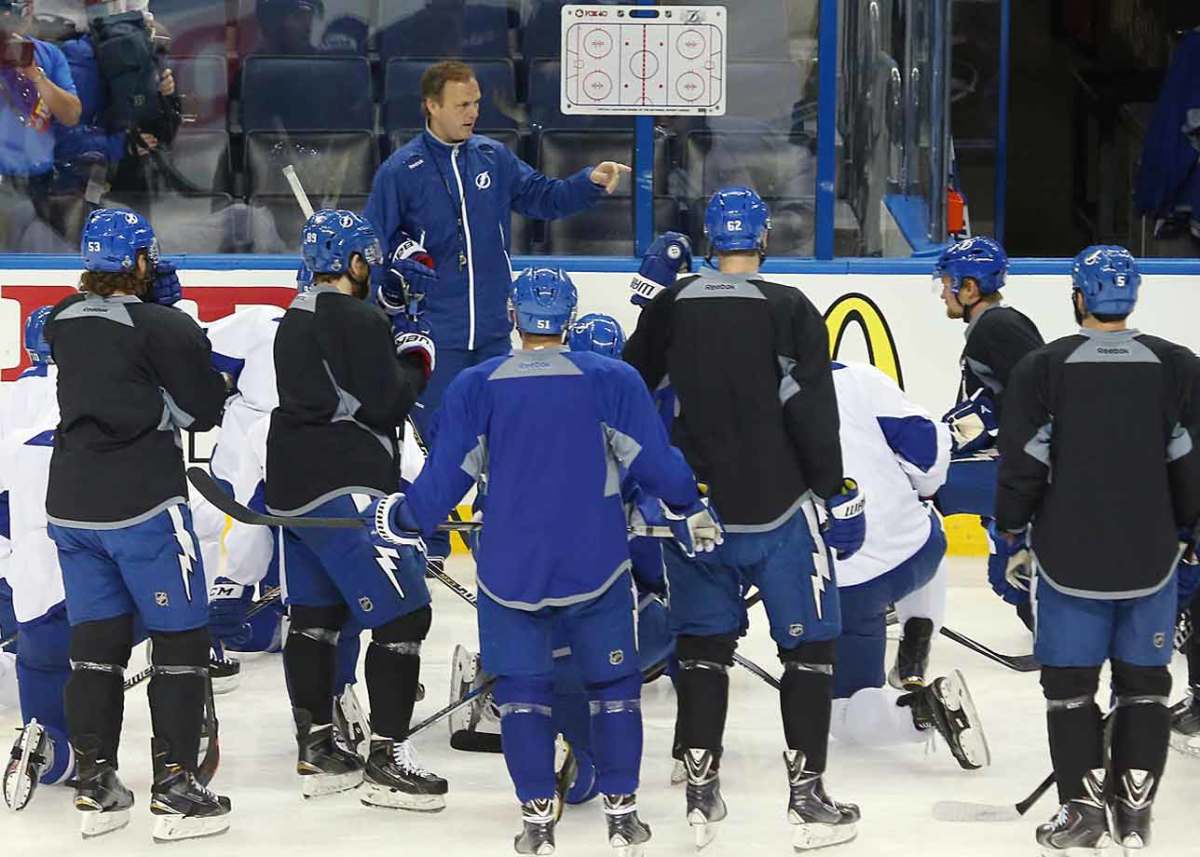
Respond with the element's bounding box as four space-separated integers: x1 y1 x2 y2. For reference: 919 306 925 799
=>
823 293 904 388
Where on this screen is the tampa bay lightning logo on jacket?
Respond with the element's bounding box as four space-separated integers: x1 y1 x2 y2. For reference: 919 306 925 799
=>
475 171 492 190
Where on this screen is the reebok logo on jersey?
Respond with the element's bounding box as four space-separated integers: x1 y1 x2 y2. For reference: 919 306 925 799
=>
704 283 736 291
1097 347 1129 355
520 361 552 371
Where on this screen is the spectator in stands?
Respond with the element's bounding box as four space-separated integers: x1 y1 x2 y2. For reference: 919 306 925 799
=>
253 0 321 55
364 59 629 569
0 0 80 249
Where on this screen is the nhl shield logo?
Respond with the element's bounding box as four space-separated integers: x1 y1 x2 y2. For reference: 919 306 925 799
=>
155 592 169 607
608 649 624 666
788 623 804 637
1153 632 1166 649
359 596 374 613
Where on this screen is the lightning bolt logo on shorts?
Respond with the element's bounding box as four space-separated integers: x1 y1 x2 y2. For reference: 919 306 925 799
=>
810 544 831 621
167 505 196 602
374 546 406 597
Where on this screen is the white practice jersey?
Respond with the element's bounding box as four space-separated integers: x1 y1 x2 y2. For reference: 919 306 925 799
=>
831 362 951 587
0 364 57 441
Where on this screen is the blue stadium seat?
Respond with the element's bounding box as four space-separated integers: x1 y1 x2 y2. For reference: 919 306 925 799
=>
104 193 244 253
385 127 519 157
148 0 228 56
527 60 632 131
240 56 373 132
171 56 228 131
250 192 369 252
537 130 667 198
715 61 806 130
233 0 374 56
543 196 678 255
521 0 621 58
683 130 815 199
384 59 517 132
165 131 231 195
377 1 510 61
245 131 378 197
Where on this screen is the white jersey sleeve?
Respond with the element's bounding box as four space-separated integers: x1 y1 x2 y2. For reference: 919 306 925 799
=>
222 415 274 587
204 306 283 416
0 422 66 623
0 366 58 442
831 362 951 587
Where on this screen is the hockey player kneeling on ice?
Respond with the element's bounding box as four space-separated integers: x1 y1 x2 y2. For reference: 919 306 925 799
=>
826 360 990 770
623 187 866 852
266 211 444 809
43 209 232 841
373 267 709 855
994 246 1200 855
1 308 76 811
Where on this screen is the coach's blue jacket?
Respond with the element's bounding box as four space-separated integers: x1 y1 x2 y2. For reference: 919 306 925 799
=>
364 130 604 351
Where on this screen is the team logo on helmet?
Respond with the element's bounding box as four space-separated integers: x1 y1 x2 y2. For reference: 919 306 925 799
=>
124 212 139 225
340 214 356 228
667 244 682 260
476 171 492 190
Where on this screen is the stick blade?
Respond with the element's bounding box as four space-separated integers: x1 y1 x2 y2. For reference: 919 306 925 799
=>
932 800 1021 823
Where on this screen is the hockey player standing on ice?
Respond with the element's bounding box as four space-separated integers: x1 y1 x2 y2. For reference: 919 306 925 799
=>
933 236 1044 633
373 268 714 855
364 59 629 571
43 208 231 841
623 186 867 851
1 308 74 811
993 246 1200 854
824 360 990 770
266 210 447 809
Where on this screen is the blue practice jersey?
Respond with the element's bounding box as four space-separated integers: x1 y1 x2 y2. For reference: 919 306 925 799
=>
405 346 700 611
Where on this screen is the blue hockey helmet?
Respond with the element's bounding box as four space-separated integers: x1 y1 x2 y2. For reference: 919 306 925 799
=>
300 209 383 276
509 267 577 336
933 236 1008 296
1071 245 1141 317
704 186 771 254
567 312 626 358
24 305 53 364
81 208 159 273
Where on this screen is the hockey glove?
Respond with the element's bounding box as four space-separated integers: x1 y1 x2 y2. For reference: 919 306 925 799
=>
148 260 182 306
379 234 437 316
208 577 253 649
625 482 669 534
942 389 999 455
391 311 436 381
370 493 426 551
630 231 692 306
985 518 1032 605
823 478 866 559
662 496 723 557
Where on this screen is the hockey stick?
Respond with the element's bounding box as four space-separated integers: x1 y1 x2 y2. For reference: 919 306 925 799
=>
282 164 314 219
186 466 711 540
409 676 496 739
884 608 1038 673
931 771 1055 822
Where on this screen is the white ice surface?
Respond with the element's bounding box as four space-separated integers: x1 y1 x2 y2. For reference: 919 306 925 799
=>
2 556 1196 856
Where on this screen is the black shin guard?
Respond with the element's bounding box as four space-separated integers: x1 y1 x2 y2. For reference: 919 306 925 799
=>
148 628 210 770
66 617 134 765
285 605 347 727
779 641 835 773
675 635 735 756
1111 660 1172 782
1188 598 1200 685
365 607 431 740
1042 666 1103 802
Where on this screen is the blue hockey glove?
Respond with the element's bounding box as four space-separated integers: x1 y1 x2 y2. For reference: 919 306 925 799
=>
148 260 182 306
823 478 866 559
370 493 426 550
942 389 999 455
208 577 253 649
379 234 437 316
985 518 1032 605
661 495 723 557
630 231 692 306
625 482 669 533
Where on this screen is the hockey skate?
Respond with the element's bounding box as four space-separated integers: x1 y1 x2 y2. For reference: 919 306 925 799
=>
333 683 371 759
604 793 652 857
3 718 50 810
293 708 364 798
784 751 859 851
70 736 134 839
149 738 231 842
899 668 990 769
449 644 502 752
1111 769 1155 852
514 797 557 855
683 748 726 849
361 737 448 811
1035 769 1111 856
1169 687 1200 758
888 617 934 690
208 644 241 694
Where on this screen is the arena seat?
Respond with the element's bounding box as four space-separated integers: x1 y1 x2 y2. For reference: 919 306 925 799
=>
240 56 373 132
527 60 633 131
377 1 510 61
148 0 228 57
537 130 668 198
164 130 231 195
249 193 369 252
172 56 228 132
103 193 243 253
384 59 517 133
683 130 816 200
544 196 679 255
245 131 378 198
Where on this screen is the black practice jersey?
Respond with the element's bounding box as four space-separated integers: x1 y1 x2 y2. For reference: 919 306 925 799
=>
996 328 1200 598
265 286 426 515
623 270 843 530
45 293 227 527
958 303 1044 416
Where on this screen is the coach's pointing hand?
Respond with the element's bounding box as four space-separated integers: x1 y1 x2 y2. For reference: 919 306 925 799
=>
591 161 631 195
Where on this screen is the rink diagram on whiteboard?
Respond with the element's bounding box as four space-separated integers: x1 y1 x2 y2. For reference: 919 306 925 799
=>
561 5 727 116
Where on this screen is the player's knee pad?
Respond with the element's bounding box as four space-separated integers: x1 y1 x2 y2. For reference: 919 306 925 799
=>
494 674 554 714
371 605 432 647
288 604 347 641
586 672 642 708
1111 660 1172 707
68 616 133 673
779 639 836 674
676 633 736 671
1041 665 1101 708
17 614 71 672
150 627 209 671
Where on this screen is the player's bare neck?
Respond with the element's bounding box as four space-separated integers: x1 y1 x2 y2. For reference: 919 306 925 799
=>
521 334 564 350
717 253 760 275
1081 316 1127 333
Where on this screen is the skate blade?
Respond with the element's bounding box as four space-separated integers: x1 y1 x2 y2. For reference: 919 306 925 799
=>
688 811 718 850
514 838 555 856
151 813 230 843
938 669 991 769
4 770 34 811
211 674 240 695
611 842 645 857
299 769 363 798
360 783 446 812
79 808 131 839
670 759 686 786
1169 730 1200 759
5 720 44 811
791 820 858 851
1038 843 1112 857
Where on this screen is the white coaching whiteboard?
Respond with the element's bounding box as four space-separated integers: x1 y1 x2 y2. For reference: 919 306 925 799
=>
560 5 727 116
